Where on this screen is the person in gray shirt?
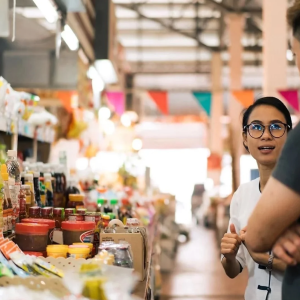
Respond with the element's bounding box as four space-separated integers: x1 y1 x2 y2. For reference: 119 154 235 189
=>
246 2 300 300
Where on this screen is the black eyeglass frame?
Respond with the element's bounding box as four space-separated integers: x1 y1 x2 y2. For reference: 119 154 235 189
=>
243 122 291 139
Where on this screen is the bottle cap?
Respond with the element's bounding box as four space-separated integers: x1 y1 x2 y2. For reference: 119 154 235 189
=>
7 150 17 157
44 173 52 179
97 199 105 205
110 199 118 206
25 173 33 181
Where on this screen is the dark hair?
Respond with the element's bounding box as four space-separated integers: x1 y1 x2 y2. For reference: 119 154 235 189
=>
242 97 293 151
287 1 300 41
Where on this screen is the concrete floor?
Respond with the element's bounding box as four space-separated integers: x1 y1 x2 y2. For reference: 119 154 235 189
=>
160 226 248 300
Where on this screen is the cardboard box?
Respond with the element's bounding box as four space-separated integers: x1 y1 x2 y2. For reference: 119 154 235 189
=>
100 232 147 281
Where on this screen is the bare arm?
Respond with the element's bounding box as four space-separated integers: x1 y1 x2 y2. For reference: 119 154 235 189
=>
246 177 300 252
221 257 241 278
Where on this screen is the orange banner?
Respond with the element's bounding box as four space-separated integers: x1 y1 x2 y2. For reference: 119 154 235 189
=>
232 90 254 108
148 91 168 115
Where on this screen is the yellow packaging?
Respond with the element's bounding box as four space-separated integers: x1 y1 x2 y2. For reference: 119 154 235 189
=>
73 242 93 256
68 246 90 259
47 245 68 258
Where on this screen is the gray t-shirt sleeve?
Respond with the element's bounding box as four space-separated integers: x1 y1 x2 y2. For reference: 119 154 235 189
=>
272 122 300 195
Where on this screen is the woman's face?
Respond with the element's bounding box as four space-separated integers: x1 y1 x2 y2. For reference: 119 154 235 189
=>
243 105 288 167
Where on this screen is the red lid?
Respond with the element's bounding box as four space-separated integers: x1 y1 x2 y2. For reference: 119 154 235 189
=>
42 207 53 215
16 223 49 234
61 221 95 231
21 218 55 229
23 251 44 257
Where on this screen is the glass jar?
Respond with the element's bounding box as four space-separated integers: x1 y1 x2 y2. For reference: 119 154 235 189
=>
53 208 64 228
19 186 27 221
76 208 87 216
102 215 110 229
114 244 133 268
29 206 41 219
24 185 32 216
67 194 84 210
41 207 53 219
65 208 75 220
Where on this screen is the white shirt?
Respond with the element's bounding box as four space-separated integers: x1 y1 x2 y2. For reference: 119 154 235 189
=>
226 178 283 300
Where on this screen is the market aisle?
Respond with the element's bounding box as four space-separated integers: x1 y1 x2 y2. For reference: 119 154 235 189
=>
160 226 248 300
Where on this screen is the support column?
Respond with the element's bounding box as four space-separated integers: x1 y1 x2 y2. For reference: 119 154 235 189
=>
228 14 244 191
263 0 287 96
208 52 223 186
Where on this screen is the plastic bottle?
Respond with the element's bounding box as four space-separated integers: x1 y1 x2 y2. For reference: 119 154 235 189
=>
40 182 46 207
25 173 36 207
110 199 119 220
19 185 27 222
0 171 4 230
44 173 54 207
1 164 12 210
33 172 42 207
6 150 21 186
53 166 64 208
97 199 105 214
0 144 7 165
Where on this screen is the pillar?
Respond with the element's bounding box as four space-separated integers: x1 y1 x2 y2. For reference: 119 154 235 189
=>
263 0 287 96
208 52 223 186
228 14 245 191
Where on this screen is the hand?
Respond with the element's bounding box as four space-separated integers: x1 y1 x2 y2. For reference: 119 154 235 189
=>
221 224 242 262
273 224 300 266
240 226 247 242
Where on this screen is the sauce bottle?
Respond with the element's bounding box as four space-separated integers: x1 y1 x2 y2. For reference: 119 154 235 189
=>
33 172 41 207
44 173 53 207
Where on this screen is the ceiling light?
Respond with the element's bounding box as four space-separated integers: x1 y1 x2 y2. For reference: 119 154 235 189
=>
95 60 118 84
132 138 143 151
103 120 115 135
98 107 111 120
121 114 131 127
32 0 58 23
61 25 79 51
88 66 105 94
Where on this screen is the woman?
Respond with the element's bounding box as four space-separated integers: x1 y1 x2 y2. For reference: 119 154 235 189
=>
221 97 292 300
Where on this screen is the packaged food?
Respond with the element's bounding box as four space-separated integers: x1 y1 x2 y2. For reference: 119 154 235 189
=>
34 257 64 278
25 173 36 206
21 218 55 244
61 221 95 245
15 223 48 252
68 245 90 259
102 215 110 228
46 245 68 258
68 214 84 221
73 242 93 257
29 206 41 218
41 207 53 219
53 207 64 228
67 194 84 210
23 185 32 215
19 186 27 221
65 208 75 219
23 251 43 257
114 244 133 269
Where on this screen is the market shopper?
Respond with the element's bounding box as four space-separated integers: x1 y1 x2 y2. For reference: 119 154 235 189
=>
246 2 300 300
221 97 292 300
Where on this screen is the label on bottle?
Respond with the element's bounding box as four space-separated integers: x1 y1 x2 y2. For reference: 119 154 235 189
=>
25 195 31 205
80 230 94 243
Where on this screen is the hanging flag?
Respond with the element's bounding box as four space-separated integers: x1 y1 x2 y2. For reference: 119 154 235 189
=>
192 92 212 117
56 91 77 112
232 90 254 108
148 91 168 115
106 91 125 116
278 90 299 112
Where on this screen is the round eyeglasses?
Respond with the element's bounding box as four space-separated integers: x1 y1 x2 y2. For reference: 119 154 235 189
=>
243 122 290 139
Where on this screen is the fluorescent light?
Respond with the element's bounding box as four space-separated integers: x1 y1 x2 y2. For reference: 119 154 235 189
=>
95 60 118 84
61 25 79 51
32 0 58 23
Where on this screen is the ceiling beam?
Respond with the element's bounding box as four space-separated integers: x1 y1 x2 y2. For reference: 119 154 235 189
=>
117 3 219 51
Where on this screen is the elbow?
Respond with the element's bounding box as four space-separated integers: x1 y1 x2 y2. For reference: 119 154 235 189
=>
246 230 272 252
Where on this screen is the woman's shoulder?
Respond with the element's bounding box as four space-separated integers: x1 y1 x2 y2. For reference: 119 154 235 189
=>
234 178 260 198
